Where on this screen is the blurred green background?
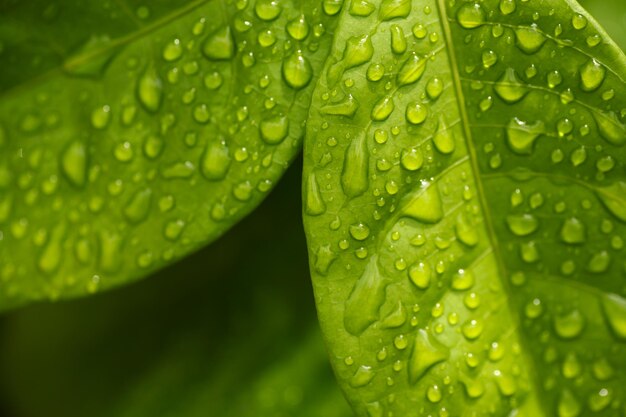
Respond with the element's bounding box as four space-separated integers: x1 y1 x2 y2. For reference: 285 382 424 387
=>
0 1 624 416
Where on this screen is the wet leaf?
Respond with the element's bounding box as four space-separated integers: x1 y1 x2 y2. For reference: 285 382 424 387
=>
303 0 626 415
0 0 338 310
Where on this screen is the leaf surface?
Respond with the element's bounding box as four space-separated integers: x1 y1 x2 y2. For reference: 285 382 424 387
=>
303 0 626 415
0 0 338 310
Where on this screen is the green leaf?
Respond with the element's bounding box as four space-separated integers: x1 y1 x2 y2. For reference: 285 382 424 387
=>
0 0 338 310
303 0 626 415
0 167 353 417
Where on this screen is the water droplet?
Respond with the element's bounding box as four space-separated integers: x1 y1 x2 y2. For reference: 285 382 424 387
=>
588 388 612 412
379 0 411 21
452 269 474 290
560 217 586 244
520 241 539 263
282 51 313 89
587 251 611 273
601 293 626 340
201 139 231 180
162 38 183 61
349 0 375 16
114 141 134 162
495 68 528 103
382 302 407 328
506 117 545 154
350 365 374 387
137 65 163 113
314 244 336 275
91 105 111 129
433 116 455 154
123 188 152 223
426 77 444 99
426 385 442 403
397 53 427 87
321 94 359 117
457 3 485 29
344 256 387 335
409 262 431 289
255 0 282 21
323 0 344 15
515 25 546 54
99 231 123 273
341 133 369 198
260 116 289 144
554 310 585 339
38 224 65 275
371 96 395 121
61 140 88 187
593 111 625 146
328 35 373 84
401 148 424 171
571 13 587 30
305 172 326 216
286 15 309 40
390 24 407 54
506 213 539 236
405 102 428 125
202 26 235 60
462 319 483 340
349 223 370 241
499 0 516 15
402 182 443 223
580 59 605 92
482 50 498 68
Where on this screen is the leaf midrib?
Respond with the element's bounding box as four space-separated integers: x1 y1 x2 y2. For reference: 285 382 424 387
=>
435 0 550 414
1 0 210 100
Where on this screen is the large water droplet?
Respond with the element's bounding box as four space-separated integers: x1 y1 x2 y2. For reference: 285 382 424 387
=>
341 133 369 198
593 111 625 146
457 3 485 29
401 181 443 223
282 51 313 89
515 25 546 54
506 214 539 236
255 0 282 20
260 116 289 144
350 365 374 387
433 115 455 154
560 217 586 244
506 117 545 154
408 330 448 384
601 293 626 340
409 262 431 289
495 68 528 103
554 310 585 339
137 65 163 113
305 172 326 216
201 139 231 180
123 188 152 224
371 96 394 121
580 59 605 92
397 53 427 87
61 140 88 188
344 256 387 335
202 26 235 60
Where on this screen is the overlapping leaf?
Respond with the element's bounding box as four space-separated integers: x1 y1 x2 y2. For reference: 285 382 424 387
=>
0 0 339 310
303 0 626 415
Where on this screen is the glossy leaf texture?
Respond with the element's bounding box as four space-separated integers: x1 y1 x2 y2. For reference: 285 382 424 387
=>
0 167 352 417
0 0 339 310
303 0 626 416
